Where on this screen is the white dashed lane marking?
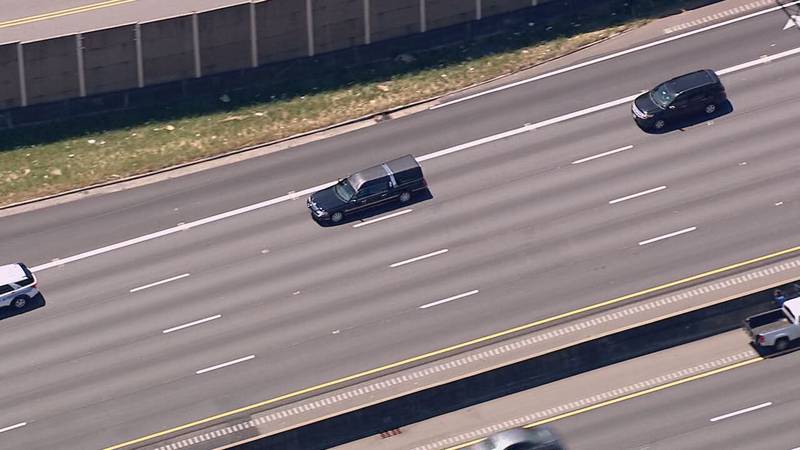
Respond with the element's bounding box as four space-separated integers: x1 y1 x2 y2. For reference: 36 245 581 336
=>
638 227 697 246
130 273 190 293
195 355 255 375
419 290 480 309
162 314 222 334
609 186 667 205
390 249 449 268
709 402 772 422
0 422 26 434
352 209 413 228
571 145 634 165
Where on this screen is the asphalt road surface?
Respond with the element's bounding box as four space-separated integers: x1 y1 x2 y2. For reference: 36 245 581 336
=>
556 346 800 450
1 2 800 449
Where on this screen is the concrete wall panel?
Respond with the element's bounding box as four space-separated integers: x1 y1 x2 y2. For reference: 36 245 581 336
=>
256 0 309 63
23 36 79 105
0 43 21 109
141 15 194 85
312 0 365 54
483 0 532 16
83 25 137 95
198 4 251 76
370 0 420 42
426 0 476 30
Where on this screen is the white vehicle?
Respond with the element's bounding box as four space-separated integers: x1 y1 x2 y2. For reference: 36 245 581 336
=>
0 263 39 310
744 297 800 351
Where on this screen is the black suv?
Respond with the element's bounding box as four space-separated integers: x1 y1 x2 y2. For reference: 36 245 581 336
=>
632 69 727 131
307 155 428 223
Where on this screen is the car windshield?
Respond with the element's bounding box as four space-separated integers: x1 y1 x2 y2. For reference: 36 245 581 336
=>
650 82 676 108
333 179 356 201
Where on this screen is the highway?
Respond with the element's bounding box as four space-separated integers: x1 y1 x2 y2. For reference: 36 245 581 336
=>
555 343 800 450
0 2 800 449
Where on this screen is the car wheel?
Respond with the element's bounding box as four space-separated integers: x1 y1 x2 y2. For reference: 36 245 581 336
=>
704 104 717 114
330 211 344 223
11 295 28 309
775 337 790 352
653 119 666 130
399 191 412 203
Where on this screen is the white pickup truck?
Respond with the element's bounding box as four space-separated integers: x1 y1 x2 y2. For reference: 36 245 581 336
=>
744 297 800 351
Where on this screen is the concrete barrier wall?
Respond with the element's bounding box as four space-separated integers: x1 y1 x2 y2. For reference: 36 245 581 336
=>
83 25 138 95
23 36 80 105
312 0 366 54
199 4 252 75
426 0 477 30
483 0 535 16
141 16 195 85
0 43 21 109
370 0 421 42
256 0 309 64
0 0 559 120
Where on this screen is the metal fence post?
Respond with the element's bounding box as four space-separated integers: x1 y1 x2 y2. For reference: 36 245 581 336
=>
192 12 201 78
420 0 427 32
16 42 27 107
306 0 315 56
250 0 258 67
76 33 86 97
363 0 371 44
135 23 144 87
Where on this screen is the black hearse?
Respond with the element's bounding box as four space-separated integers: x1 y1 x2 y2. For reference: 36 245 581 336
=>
632 69 727 131
307 155 428 223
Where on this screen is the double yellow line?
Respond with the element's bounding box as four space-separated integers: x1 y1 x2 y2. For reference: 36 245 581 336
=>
0 0 134 30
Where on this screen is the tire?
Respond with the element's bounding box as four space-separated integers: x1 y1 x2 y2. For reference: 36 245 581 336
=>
704 104 717 114
653 119 666 130
399 191 412 203
330 211 344 223
775 337 790 352
11 295 27 310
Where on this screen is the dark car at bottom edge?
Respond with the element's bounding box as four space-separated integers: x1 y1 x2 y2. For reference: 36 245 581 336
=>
307 154 427 223
632 69 727 131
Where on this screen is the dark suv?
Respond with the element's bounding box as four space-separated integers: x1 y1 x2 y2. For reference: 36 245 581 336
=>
632 69 727 131
307 155 427 223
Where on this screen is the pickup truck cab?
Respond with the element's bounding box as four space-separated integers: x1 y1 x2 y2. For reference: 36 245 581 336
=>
744 297 800 351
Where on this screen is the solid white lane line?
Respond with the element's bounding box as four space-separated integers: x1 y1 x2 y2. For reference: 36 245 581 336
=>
430 0 800 109
30 46 800 272
0 422 26 434
30 181 335 272
130 273 190 293
390 249 449 268
162 314 222 334
638 227 697 246
352 209 413 228
609 186 667 204
419 289 479 309
710 402 772 422
571 145 634 164
195 355 255 375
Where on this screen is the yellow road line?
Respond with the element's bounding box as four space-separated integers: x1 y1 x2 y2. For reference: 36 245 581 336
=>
0 0 134 30
105 244 800 450
448 357 764 449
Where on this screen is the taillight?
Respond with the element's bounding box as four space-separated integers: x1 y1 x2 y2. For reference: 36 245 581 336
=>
758 335 765 344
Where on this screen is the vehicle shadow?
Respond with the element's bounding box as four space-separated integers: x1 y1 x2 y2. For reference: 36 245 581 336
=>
0 293 46 321
313 189 434 228
639 100 735 134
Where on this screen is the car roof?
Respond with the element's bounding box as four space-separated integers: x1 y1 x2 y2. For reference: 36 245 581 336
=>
0 263 28 285
472 427 558 449
348 155 419 190
667 69 717 93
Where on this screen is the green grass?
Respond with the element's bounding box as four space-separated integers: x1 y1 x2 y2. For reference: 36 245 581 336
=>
0 0 716 207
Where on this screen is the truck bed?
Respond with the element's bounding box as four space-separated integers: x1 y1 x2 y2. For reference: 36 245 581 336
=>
744 309 788 336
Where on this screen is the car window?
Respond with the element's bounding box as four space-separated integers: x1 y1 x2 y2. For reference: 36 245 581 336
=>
650 82 676 108
358 179 389 197
333 179 356 201
0 284 13 295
